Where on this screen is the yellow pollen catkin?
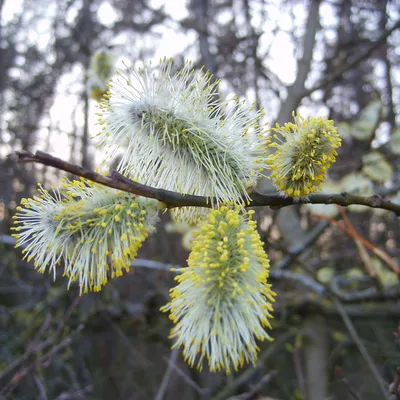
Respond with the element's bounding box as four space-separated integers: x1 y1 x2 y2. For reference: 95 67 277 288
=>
266 113 341 197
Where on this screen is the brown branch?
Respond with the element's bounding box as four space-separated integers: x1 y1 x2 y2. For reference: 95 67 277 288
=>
11 150 400 216
317 211 400 275
338 207 379 279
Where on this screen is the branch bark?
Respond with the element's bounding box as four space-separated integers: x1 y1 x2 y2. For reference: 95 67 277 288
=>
11 150 400 216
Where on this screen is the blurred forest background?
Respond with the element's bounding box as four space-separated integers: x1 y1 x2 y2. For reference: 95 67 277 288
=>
1 0 400 399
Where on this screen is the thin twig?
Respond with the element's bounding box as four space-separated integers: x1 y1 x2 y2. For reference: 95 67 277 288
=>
337 207 384 292
163 355 208 396
54 384 94 400
318 213 400 274
389 367 400 399
335 366 361 400
133 258 400 304
212 331 295 400
334 298 389 399
303 20 400 97
131 259 182 273
242 371 277 400
329 281 400 303
33 375 48 400
277 221 330 269
0 298 81 382
55 296 81 337
2 326 84 398
155 349 180 400
293 347 307 399
10 150 400 215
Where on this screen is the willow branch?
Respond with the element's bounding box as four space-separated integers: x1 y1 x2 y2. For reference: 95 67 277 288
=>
11 150 400 215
